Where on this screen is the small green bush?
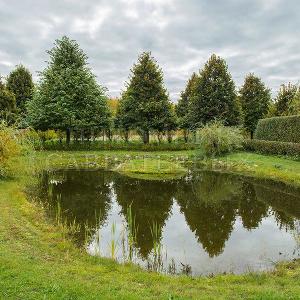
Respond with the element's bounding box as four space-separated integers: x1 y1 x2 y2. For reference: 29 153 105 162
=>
37 129 58 143
244 139 300 157
198 122 244 157
0 123 21 177
254 115 300 143
17 129 42 151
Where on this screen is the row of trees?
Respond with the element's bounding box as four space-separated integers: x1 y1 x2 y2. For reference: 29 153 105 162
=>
176 58 300 140
1 36 300 143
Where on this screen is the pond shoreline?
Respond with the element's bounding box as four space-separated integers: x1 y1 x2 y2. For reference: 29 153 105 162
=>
0 150 300 299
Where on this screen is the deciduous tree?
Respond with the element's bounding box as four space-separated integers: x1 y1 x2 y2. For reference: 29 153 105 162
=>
189 54 239 127
122 52 173 144
6 65 34 114
0 77 16 124
239 73 271 138
27 36 110 144
176 72 198 142
274 83 297 116
287 89 300 115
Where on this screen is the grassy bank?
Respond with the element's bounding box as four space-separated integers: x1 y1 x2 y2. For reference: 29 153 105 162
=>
208 152 300 187
0 150 300 299
114 158 187 180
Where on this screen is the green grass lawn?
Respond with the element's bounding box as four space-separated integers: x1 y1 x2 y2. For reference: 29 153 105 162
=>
0 150 300 299
214 152 300 187
114 158 187 180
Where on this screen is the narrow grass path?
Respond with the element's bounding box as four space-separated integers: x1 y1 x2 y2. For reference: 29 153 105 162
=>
0 150 300 299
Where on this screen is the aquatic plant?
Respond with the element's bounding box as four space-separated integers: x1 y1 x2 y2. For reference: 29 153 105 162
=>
126 203 138 262
109 222 117 260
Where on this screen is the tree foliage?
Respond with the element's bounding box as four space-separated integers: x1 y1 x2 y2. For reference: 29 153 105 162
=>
189 54 239 127
6 65 34 113
274 83 298 116
176 72 198 141
198 121 243 157
0 77 16 124
115 94 137 141
287 90 300 115
239 73 271 138
26 36 110 143
120 52 174 143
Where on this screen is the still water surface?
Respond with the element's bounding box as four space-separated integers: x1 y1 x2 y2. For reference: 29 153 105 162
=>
31 168 300 275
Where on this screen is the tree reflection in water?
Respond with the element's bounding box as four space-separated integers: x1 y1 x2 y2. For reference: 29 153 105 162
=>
29 168 300 273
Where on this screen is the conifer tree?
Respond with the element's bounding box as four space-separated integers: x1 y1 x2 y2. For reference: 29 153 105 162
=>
176 72 198 142
27 36 110 144
189 54 239 127
239 73 271 138
6 65 34 114
123 52 173 144
274 83 297 116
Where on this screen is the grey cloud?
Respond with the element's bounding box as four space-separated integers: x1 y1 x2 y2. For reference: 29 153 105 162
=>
0 0 299 101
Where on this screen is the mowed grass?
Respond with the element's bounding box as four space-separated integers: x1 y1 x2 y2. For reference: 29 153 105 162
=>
216 152 300 187
0 150 300 299
114 158 187 180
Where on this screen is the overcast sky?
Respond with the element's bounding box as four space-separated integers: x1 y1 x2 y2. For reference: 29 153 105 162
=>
0 0 299 101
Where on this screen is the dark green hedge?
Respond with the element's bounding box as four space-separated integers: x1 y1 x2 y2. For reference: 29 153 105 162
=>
244 139 300 157
254 115 300 143
40 140 196 152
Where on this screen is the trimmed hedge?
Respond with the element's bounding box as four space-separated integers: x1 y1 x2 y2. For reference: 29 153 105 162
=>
40 140 196 152
244 139 300 157
254 115 300 143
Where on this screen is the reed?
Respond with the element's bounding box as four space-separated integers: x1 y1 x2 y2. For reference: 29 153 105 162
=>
109 222 117 260
126 204 138 262
148 221 164 273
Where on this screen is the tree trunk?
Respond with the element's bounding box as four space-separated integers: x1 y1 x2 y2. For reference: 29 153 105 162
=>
184 130 188 143
193 130 198 143
81 129 84 142
157 132 162 143
143 130 149 144
250 131 254 139
106 129 112 142
124 130 129 143
167 131 172 143
74 130 79 142
91 129 95 142
66 128 71 145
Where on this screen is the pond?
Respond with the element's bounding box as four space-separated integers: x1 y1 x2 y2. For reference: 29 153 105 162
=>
29 168 300 276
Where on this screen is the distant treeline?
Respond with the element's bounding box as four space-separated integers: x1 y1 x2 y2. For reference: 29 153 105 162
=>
0 36 299 144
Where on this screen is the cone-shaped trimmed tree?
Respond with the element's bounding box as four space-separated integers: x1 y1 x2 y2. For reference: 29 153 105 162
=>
122 52 173 143
176 72 198 142
274 83 298 116
27 36 110 144
239 73 271 139
6 64 34 114
189 54 239 127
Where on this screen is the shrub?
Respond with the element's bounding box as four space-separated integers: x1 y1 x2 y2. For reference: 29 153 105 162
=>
0 123 21 177
198 122 244 157
254 115 300 143
38 130 58 143
244 139 300 157
18 129 43 151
